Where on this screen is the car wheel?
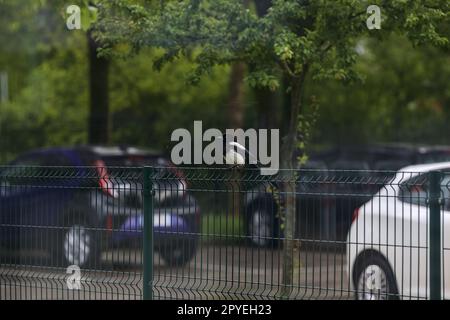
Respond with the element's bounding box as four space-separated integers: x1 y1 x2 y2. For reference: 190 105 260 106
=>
160 238 197 267
53 223 100 269
355 254 399 300
246 208 278 248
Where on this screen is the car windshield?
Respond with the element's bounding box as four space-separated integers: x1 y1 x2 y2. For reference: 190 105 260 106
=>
419 152 450 164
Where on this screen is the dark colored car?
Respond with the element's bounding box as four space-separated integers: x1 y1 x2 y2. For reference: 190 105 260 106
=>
244 143 450 247
0 146 200 268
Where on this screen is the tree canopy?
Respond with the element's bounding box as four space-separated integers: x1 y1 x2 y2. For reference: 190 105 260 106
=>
96 0 449 168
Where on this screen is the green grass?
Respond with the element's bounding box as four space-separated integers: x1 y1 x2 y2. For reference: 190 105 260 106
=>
200 213 245 244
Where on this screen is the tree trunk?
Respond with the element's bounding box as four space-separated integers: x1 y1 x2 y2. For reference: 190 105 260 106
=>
280 72 307 299
228 62 246 129
255 88 278 129
88 30 110 145
253 0 278 130
228 62 246 218
254 0 271 17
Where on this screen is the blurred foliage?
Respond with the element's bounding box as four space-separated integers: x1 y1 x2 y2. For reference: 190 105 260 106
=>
95 0 449 176
0 37 89 160
109 49 230 151
0 0 230 162
0 0 449 164
307 34 450 148
96 0 449 89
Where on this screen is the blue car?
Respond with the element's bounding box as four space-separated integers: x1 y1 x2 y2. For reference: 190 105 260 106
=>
0 146 200 268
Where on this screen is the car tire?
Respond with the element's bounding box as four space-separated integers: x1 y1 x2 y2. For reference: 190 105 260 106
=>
52 216 100 269
354 254 399 300
160 237 197 267
246 206 279 248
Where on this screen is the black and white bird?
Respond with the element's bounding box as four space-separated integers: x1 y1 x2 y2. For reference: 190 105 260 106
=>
219 134 259 169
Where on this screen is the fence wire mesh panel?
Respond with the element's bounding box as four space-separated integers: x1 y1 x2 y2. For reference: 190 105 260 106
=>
150 167 445 300
0 165 144 300
0 165 447 300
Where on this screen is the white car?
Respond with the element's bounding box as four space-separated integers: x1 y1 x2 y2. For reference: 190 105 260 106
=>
347 162 450 300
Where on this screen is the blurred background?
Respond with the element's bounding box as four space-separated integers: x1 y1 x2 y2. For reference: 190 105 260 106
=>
0 0 449 164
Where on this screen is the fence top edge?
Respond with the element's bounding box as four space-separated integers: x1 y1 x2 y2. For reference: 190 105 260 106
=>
0 165 448 176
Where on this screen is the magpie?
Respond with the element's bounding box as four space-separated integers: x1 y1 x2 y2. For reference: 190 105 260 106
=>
219 134 260 169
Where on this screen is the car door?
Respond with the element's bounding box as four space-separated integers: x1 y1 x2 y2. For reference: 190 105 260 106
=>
0 166 24 248
17 152 79 250
395 173 429 299
0 156 44 250
396 172 450 299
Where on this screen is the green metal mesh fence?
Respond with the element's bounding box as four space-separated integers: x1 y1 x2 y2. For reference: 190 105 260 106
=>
0 166 447 300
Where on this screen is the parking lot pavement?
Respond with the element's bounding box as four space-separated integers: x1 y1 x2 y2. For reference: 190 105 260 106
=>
0 245 352 300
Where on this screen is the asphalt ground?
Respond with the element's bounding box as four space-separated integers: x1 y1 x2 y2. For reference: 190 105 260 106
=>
0 245 352 300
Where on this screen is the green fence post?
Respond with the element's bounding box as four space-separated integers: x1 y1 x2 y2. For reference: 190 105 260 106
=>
143 166 154 300
429 170 442 300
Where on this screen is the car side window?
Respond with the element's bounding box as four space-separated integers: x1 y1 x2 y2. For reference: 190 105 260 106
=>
398 174 428 207
1 155 46 186
42 152 73 166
